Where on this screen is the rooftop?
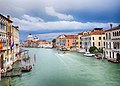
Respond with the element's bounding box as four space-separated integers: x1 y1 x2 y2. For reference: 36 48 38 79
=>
106 25 120 32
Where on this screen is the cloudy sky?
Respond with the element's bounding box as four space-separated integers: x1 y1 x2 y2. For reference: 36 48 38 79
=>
0 0 120 41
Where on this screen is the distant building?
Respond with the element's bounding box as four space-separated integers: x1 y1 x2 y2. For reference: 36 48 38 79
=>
56 34 77 50
105 25 120 60
81 28 105 52
24 34 52 48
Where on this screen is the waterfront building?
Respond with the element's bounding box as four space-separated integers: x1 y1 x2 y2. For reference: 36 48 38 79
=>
0 14 20 77
56 34 77 50
37 40 52 48
56 34 66 50
24 34 52 48
0 14 13 70
105 25 120 60
78 32 84 49
81 28 105 52
24 34 34 47
12 25 20 62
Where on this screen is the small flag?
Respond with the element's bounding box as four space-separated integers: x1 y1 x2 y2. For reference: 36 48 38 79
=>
10 42 14 50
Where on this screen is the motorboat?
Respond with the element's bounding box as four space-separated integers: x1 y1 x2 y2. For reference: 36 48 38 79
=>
83 52 95 57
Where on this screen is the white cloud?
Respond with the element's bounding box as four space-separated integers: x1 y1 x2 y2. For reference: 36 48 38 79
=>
22 14 44 22
45 7 74 20
35 32 78 41
12 14 119 31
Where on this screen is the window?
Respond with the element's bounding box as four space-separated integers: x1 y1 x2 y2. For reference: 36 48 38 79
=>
117 31 119 36
103 37 105 40
109 33 111 39
80 37 81 39
93 37 94 40
109 42 111 48
99 37 101 40
80 42 82 44
115 32 117 36
68 40 69 42
106 42 108 48
106 33 108 40
98 42 100 46
104 42 105 46
113 32 114 36
110 52 111 58
93 42 95 46
68 44 69 46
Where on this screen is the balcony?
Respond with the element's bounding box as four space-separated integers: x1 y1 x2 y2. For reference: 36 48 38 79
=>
112 36 120 40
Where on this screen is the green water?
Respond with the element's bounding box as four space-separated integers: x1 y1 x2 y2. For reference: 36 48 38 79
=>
1 48 120 86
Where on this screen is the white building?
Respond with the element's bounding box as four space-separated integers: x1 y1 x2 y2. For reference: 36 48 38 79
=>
81 28 105 52
105 25 120 60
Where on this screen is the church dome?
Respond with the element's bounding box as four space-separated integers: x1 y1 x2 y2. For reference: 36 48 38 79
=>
27 34 33 40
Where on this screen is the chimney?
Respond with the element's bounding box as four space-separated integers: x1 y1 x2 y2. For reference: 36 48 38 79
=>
110 24 112 29
7 15 10 20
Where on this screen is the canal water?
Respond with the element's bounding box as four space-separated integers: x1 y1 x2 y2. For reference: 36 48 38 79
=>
1 48 120 86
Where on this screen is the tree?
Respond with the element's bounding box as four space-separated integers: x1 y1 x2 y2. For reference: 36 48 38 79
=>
52 39 56 48
70 46 73 49
52 39 56 43
97 48 104 53
89 46 97 53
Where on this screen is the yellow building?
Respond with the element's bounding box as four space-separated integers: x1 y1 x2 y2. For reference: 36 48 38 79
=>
78 32 84 49
12 25 20 62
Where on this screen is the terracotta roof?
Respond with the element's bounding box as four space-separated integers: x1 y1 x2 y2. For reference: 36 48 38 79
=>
90 30 105 35
65 35 77 39
82 30 105 37
106 25 120 32
24 40 33 42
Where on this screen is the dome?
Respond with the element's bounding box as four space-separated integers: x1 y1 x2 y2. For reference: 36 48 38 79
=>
27 34 33 40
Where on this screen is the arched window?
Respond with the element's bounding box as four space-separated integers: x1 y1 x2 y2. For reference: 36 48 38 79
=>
113 32 114 36
106 33 108 40
117 31 119 36
119 31 120 36
115 32 117 36
109 33 111 39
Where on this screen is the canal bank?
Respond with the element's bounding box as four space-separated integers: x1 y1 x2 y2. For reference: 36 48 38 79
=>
0 48 120 86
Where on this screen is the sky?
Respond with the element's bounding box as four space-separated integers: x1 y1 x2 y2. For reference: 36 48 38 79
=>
0 0 120 41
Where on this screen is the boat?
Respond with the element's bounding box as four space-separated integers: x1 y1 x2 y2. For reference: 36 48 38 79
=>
95 53 102 59
77 48 86 53
21 65 32 72
83 52 95 57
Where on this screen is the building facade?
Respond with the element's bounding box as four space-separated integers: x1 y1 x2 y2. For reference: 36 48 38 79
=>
81 28 105 52
0 14 20 75
105 25 120 60
0 14 13 70
12 25 20 62
56 34 77 50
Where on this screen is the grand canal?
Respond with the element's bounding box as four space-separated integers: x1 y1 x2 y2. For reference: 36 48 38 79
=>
1 48 120 86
